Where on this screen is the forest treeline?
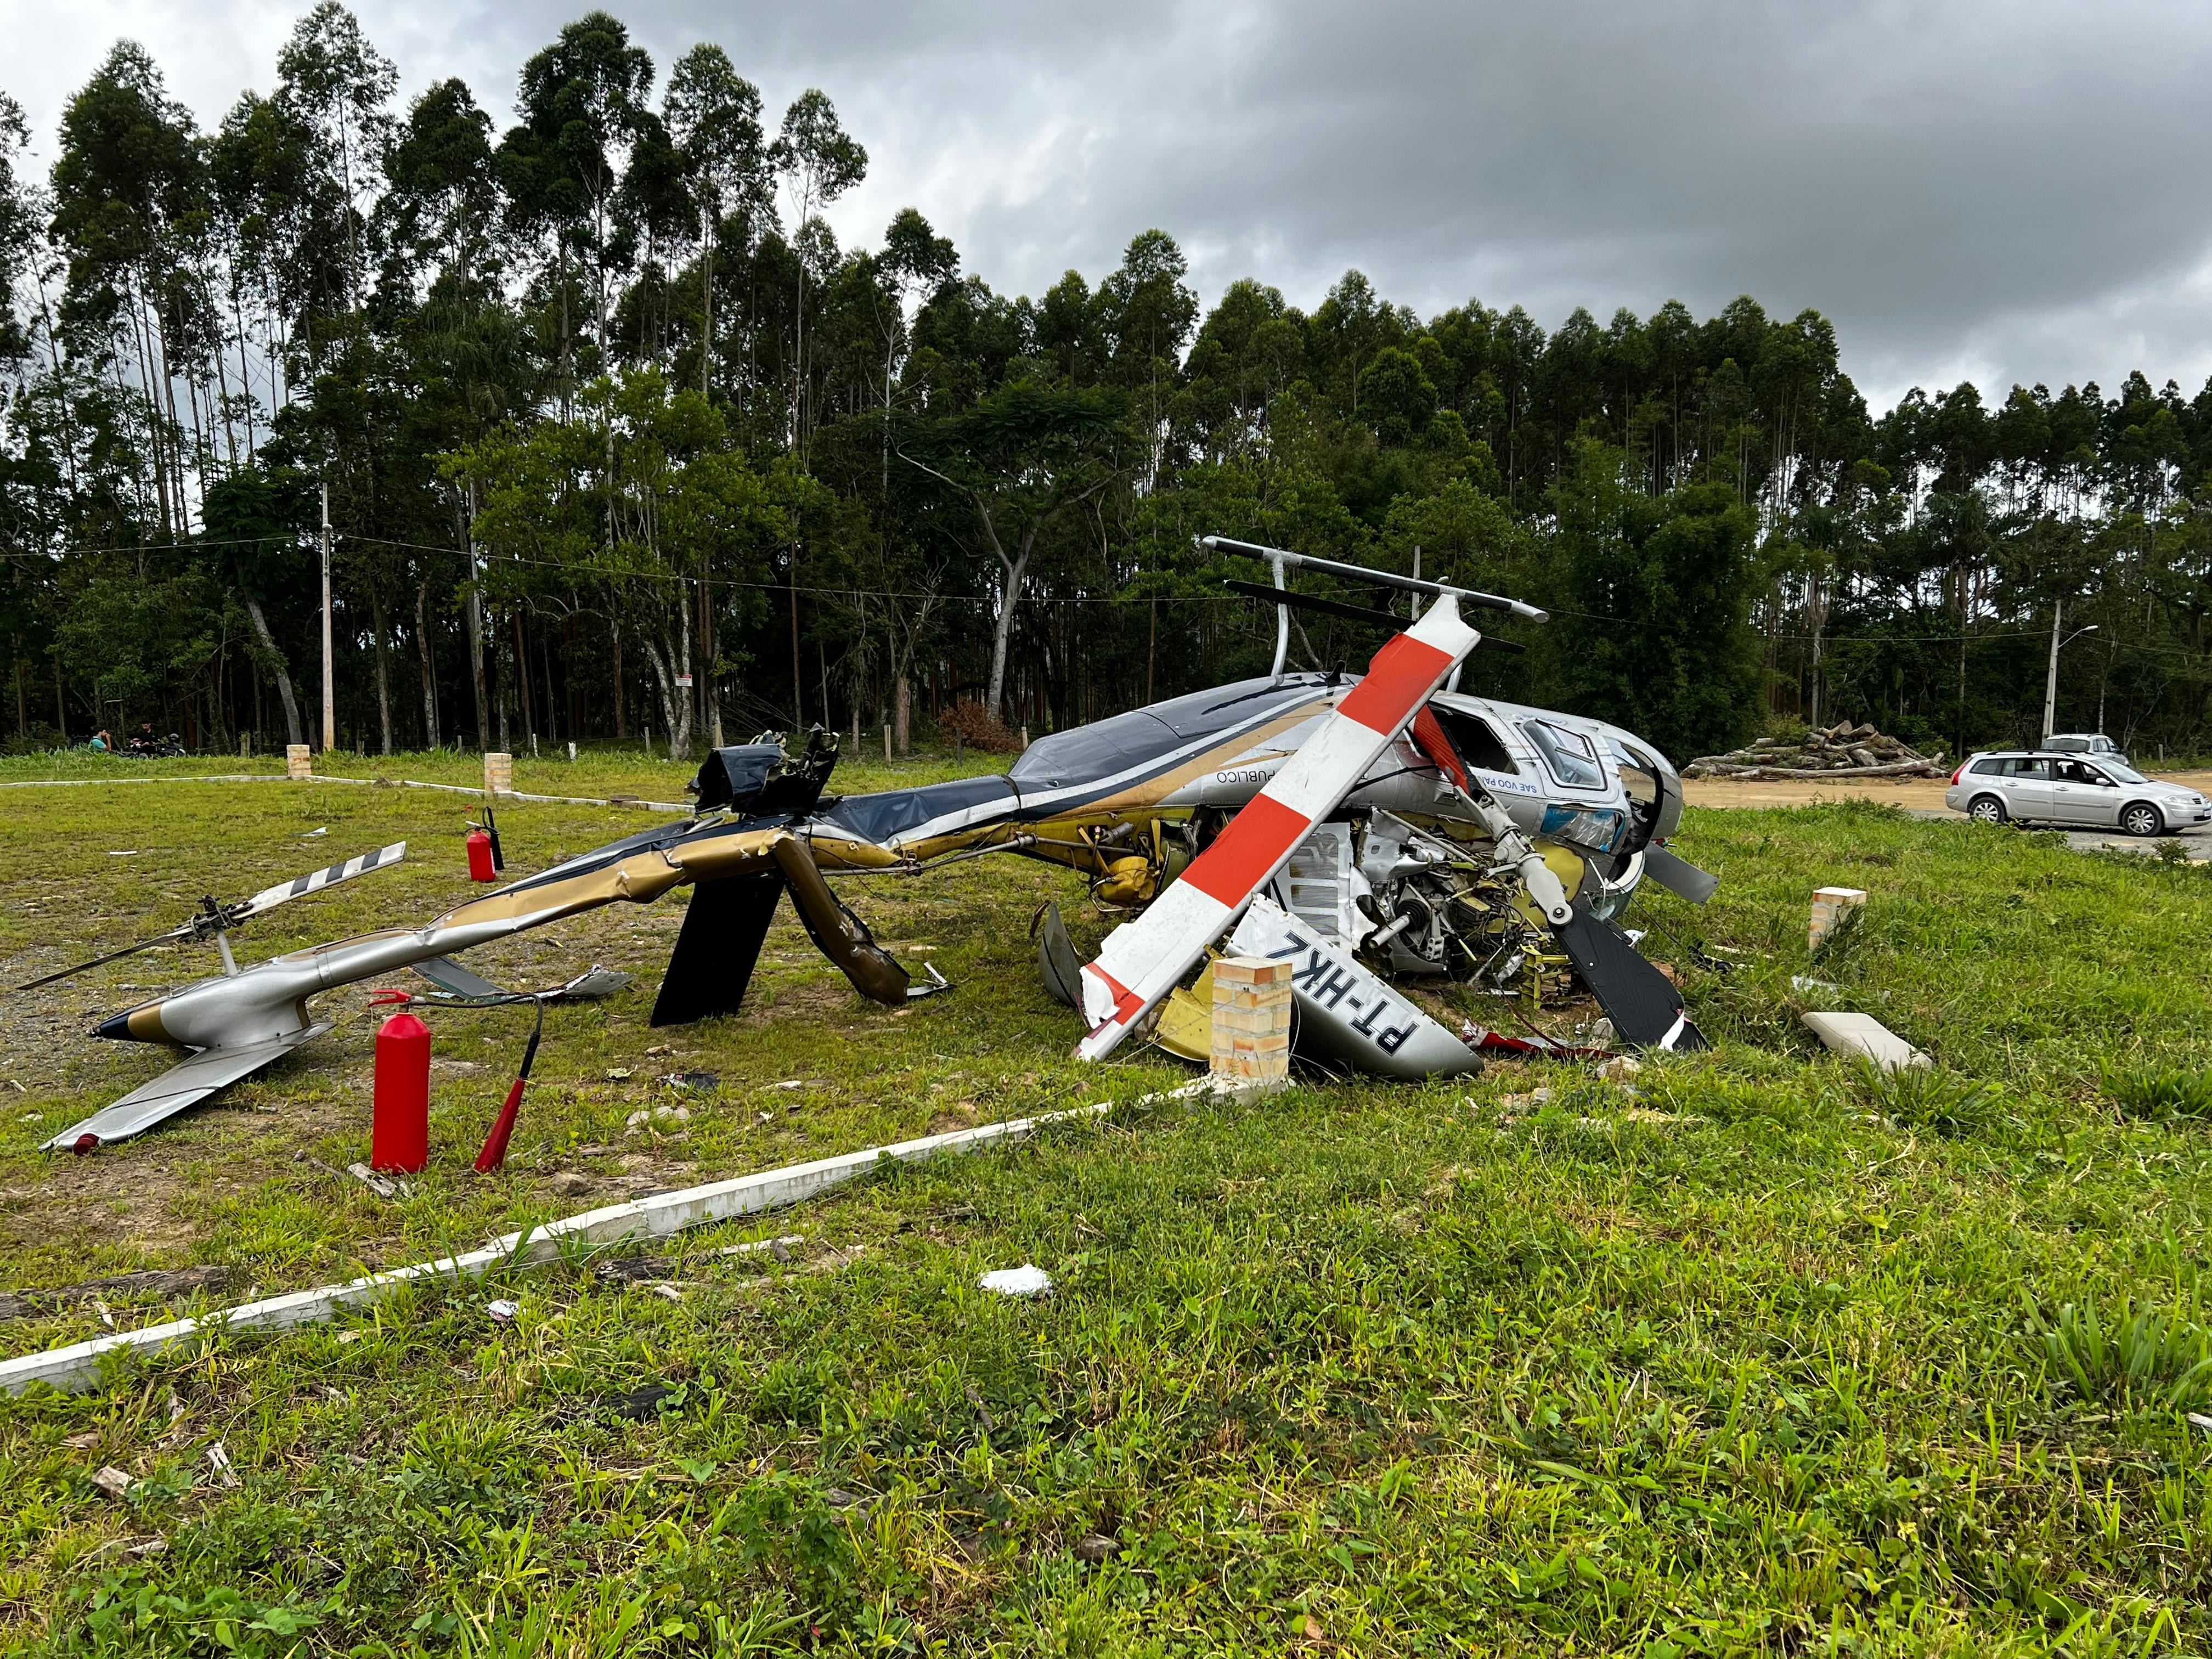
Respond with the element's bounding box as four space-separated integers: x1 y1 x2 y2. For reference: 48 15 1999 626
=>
3 5 2211 769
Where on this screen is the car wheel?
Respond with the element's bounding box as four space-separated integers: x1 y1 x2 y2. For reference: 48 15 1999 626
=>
2120 802 2164 838
1968 794 2008 825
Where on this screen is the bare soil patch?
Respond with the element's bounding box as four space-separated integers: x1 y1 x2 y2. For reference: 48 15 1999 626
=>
1683 768 2212 812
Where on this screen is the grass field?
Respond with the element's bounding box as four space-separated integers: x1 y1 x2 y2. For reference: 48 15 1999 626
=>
3 747 2212 1655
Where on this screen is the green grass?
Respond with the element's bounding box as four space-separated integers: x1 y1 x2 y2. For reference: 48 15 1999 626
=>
3 788 2212 1654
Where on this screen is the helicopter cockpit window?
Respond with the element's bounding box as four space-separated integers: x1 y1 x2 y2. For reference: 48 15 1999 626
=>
1608 738 1658 807
1608 736 1663 841
1433 708 1517 774
1522 719 1604 789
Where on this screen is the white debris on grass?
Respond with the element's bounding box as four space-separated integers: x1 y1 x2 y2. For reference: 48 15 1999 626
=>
1802 1011 1931 1073
978 1265 1052 1298
486 1299 520 1324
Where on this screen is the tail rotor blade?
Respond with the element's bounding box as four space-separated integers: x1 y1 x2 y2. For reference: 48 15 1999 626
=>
234 842 407 921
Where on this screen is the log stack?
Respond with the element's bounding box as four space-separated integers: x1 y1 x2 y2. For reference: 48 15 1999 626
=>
1684 722 1946 781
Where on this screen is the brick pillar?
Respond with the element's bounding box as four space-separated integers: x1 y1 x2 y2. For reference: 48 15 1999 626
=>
484 751 514 795
1809 886 1866 951
286 743 312 780
1211 955 1292 1083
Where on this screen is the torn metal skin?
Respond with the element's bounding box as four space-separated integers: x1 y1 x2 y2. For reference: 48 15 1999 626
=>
38 543 1721 1151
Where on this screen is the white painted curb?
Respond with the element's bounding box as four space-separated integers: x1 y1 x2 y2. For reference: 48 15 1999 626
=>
0 1101 1113 1396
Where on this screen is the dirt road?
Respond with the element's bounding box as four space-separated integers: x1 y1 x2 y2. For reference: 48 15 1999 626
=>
1684 769 2212 812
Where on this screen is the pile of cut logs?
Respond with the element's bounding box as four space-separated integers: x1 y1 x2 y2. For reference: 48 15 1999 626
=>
1685 722 1947 780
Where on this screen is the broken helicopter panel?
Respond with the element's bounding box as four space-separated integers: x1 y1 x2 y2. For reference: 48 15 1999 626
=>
22 537 1717 1150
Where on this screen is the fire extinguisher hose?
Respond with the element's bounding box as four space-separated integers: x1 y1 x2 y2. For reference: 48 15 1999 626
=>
473 996 545 1174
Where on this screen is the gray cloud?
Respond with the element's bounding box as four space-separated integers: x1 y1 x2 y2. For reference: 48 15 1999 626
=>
7 0 2208 407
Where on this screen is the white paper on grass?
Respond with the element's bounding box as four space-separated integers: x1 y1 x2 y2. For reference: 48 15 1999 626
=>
978 1265 1052 1297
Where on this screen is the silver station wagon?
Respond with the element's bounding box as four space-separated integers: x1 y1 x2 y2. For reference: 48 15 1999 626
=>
1946 751 2211 836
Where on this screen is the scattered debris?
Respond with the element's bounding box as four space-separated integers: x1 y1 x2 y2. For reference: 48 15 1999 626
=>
591 1233 807 1288
1791 975 1841 994
486 1299 520 1324
345 1162 408 1200
592 1257 667 1286
130 1538 166 1557
825 1487 876 1517
1074 1534 1121 1564
650 1283 683 1303
91 1466 136 1500
64 1430 101 1449
2188 1412 2212 1433
1802 1011 1931 1073
606 1383 680 1420
1598 1056 1643 1084
205 1441 240 1489
964 1383 998 1430
1686 723 1945 779
979 1264 1052 1297
3 1106 1101 1397
1497 1088 1554 1110
664 1071 720 1092
0 1265 230 1322
548 1172 593 1198
606 1068 634 1081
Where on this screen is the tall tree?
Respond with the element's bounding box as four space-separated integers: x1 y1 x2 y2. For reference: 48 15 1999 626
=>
770 89 864 459
662 44 766 400
904 380 1133 723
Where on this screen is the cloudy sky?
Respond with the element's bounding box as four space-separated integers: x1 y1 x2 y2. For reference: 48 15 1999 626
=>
6 0 2209 410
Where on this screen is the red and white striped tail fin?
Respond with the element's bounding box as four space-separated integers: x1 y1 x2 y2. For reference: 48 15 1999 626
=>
1076 596 1480 1061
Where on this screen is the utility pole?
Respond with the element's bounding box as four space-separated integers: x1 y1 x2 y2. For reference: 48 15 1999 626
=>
2041 597 2061 746
2042 603 2098 745
320 479 336 752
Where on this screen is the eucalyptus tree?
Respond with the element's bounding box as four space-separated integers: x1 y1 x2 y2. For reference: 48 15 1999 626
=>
769 89 865 459
49 42 207 540
455 367 808 760
1095 229 1198 486
383 76 510 750
209 89 317 431
903 379 1136 724
272 1 396 332
662 43 768 401
500 11 654 398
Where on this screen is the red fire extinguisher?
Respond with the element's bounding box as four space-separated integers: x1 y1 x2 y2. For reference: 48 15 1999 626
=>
465 805 505 883
370 992 431 1172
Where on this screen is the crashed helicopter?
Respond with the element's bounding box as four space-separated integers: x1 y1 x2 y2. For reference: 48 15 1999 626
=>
27 538 1719 1152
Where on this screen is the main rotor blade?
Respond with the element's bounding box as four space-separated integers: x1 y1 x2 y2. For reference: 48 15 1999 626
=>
13 842 406 995
14 924 192 992
234 842 407 921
